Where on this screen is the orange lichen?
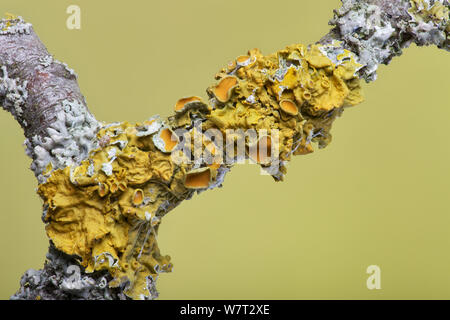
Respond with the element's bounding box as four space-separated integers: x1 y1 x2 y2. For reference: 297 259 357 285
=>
236 55 255 67
38 121 197 300
213 76 239 103
184 167 212 189
175 96 203 112
302 90 312 100
236 55 250 64
132 189 144 206
38 41 365 300
118 182 127 192
109 182 118 193
153 127 178 153
279 99 299 116
160 129 177 151
98 183 108 197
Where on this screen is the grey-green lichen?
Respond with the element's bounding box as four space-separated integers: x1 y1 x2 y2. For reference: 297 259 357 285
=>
0 65 28 121
25 99 101 184
11 244 132 300
327 0 449 81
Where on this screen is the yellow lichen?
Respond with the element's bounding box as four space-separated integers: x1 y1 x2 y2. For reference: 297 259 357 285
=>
132 189 144 206
153 127 178 153
409 0 450 25
38 121 196 299
38 42 364 300
98 182 108 197
184 167 212 189
175 96 203 112
279 99 299 116
212 76 239 103
2 13 17 31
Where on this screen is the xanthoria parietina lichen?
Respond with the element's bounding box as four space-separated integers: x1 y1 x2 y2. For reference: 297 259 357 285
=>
38 42 364 299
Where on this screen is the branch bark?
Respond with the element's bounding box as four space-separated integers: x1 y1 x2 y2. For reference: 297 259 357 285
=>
0 16 100 184
1 0 448 300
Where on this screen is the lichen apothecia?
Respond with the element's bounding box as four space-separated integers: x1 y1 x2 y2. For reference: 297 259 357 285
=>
38 42 364 299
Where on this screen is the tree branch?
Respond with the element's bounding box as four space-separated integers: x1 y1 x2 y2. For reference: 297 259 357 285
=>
0 16 100 183
319 0 449 81
1 0 448 300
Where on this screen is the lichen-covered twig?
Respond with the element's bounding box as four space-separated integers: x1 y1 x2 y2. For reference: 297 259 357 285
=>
1 0 448 300
0 14 99 184
320 0 449 81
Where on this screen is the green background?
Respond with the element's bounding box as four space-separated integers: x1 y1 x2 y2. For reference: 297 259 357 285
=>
0 0 449 299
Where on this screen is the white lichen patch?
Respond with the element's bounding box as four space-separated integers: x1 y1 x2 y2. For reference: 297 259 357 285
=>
107 147 117 160
111 140 128 150
39 55 53 68
136 117 162 137
87 163 95 177
318 41 364 76
245 90 257 104
0 65 29 120
0 16 32 35
94 252 118 269
330 0 449 81
101 162 113 176
152 126 178 153
26 99 100 183
330 1 397 80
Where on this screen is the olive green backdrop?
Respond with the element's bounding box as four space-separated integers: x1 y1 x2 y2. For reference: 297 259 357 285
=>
0 0 449 299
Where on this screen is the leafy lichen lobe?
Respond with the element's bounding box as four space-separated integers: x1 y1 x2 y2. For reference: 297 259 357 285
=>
38 42 364 299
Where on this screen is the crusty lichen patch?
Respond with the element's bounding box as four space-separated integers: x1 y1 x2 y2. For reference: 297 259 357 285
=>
38 42 364 299
0 13 31 35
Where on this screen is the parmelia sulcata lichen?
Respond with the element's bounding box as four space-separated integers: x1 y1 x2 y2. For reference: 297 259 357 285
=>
1 0 449 300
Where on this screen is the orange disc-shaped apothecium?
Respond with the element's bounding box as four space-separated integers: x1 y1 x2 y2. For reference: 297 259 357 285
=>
236 55 250 64
160 128 178 152
132 189 144 206
184 168 211 189
110 182 118 193
280 99 299 116
98 183 108 197
174 96 202 112
118 182 127 192
213 76 238 103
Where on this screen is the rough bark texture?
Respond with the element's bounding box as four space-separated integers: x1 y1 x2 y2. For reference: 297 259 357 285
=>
0 17 99 185
1 0 448 300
